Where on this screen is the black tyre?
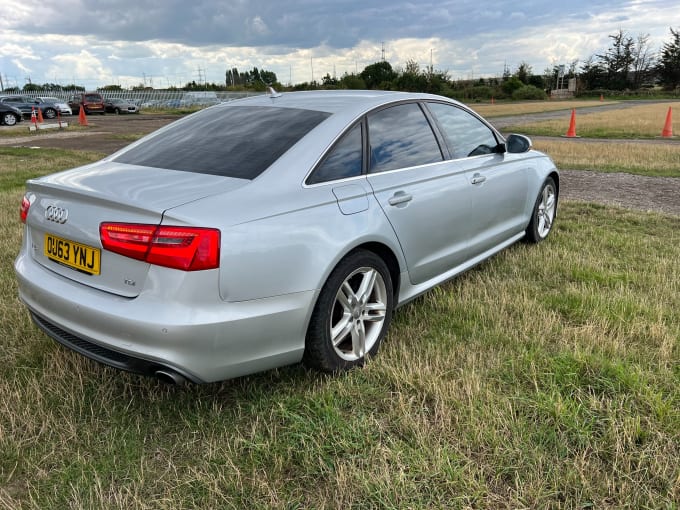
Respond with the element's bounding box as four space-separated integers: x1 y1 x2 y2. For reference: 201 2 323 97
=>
43 108 57 119
2 113 18 126
525 177 557 243
304 250 393 373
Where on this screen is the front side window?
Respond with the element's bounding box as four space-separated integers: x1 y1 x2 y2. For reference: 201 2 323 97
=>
367 103 443 173
427 102 499 159
308 123 362 184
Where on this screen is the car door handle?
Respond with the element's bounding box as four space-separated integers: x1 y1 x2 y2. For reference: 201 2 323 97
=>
471 173 487 185
388 192 413 206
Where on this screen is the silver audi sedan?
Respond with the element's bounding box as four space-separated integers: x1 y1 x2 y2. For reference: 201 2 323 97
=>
15 90 558 384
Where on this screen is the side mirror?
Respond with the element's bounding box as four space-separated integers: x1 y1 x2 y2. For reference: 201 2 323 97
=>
506 134 532 154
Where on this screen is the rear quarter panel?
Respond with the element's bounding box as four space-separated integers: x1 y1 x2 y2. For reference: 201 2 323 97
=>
163 182 405 303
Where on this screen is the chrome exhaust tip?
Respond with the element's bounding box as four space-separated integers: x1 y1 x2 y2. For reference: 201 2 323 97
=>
154 369 187 385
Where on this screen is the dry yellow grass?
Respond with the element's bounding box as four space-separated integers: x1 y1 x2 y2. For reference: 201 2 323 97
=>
533 139 680 177
469 100 617 118
507 101 680 138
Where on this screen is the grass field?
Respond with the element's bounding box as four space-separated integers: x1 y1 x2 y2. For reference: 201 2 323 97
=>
1 132 679 507
533 139 680 177
504 102 680 139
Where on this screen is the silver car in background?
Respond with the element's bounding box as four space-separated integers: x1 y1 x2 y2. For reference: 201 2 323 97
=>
37 96 72 116
105 98 139 114
15 90 558 384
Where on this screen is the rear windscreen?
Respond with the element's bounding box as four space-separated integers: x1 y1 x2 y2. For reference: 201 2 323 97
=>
114 105 331 180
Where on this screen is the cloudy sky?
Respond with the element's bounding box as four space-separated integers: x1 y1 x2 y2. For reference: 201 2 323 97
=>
1 0 676 89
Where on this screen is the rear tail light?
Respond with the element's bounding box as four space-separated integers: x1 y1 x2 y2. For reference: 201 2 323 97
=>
100 223 220 271
20 195 31 223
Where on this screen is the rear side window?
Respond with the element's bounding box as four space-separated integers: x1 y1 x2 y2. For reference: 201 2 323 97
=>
307 123 362 184
114 106 331 180
367 103 443 173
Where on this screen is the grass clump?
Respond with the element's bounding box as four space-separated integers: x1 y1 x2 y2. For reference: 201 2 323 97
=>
0 147 103 191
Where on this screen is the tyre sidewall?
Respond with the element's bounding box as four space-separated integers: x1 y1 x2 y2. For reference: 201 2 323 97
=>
526 177 557 243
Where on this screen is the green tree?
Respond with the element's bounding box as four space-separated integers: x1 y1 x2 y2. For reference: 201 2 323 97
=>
394 59 427 91
338 73 365 89
631 33 655 88
580 56 607 90
598 29 635 89
260 69 278 85
501 76 524 96
515 62 532 84
321 73 338 87
360 61 396 89
658 27 680 90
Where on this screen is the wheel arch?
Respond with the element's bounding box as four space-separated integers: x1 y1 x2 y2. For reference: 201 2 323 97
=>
547 170 560 216
549 170 560 197
338 241 402 303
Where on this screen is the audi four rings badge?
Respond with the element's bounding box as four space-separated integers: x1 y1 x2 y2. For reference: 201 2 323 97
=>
45 205 69 224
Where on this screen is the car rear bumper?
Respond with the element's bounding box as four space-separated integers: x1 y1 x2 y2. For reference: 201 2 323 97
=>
15 250 313 383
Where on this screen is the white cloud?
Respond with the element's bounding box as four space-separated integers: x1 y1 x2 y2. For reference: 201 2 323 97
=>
0 0 677 88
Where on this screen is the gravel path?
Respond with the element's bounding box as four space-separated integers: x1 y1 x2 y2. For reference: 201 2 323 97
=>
559 169 680 216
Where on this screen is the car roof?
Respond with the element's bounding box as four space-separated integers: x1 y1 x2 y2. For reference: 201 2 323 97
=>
216 90 461 116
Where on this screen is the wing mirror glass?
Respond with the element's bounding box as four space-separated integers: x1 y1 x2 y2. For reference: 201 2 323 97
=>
506 134 532 154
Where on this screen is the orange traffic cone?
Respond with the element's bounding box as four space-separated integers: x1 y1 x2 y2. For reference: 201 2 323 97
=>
78 106 88 126
37 108 44 123
30 106 37 126
563 109 578 138
661 107 674 138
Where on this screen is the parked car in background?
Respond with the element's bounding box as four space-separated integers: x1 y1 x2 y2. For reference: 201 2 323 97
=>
15 90 559 384
36 97 72 116
0 95 58 119
0 103 23 126
104 98 139 114
68 92 105 115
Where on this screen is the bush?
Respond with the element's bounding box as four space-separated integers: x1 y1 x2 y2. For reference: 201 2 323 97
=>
501 76 524 95
512 85 548 100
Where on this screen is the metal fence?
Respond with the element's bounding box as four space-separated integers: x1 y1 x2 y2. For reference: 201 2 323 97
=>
11 90 262 110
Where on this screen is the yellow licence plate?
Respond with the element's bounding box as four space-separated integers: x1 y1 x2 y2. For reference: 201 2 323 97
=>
44 233 101 275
